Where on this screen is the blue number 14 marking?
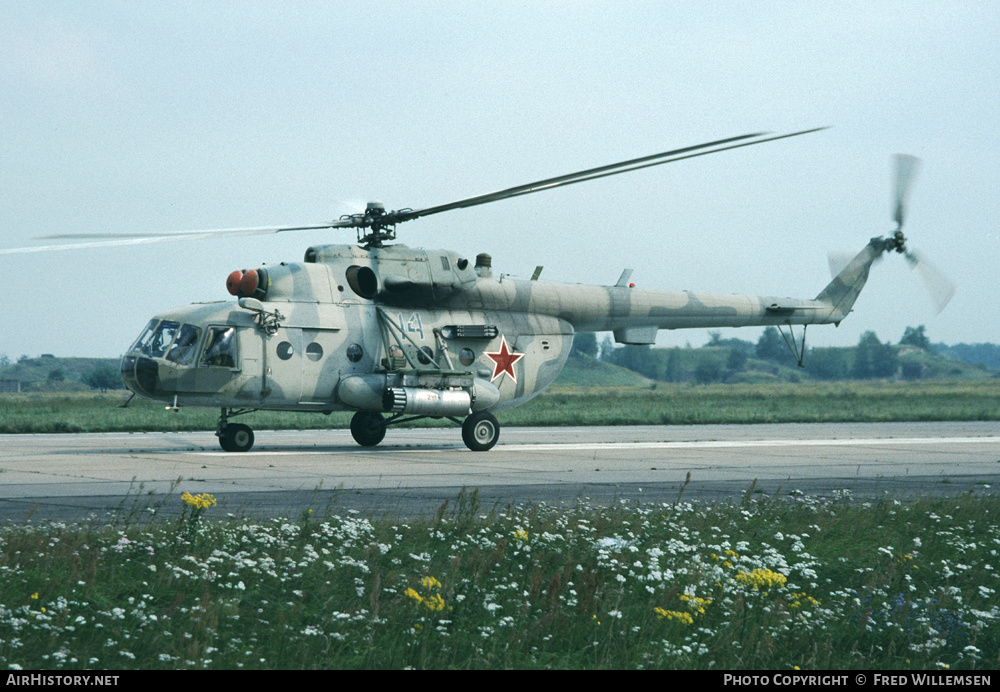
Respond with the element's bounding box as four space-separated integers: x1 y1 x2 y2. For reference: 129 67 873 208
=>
397 313 425 340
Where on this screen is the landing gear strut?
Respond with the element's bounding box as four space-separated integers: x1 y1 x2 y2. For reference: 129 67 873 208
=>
217 408 256 452
347 409 501 451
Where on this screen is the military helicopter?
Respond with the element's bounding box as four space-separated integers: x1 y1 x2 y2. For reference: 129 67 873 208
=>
3 129 953 452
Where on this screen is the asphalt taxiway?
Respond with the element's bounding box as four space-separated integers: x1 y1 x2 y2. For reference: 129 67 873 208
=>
0 421 997 521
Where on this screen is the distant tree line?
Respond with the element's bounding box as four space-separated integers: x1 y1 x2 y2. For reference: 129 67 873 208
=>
571 325 994 384
0 356 125 393
934 341 1000 371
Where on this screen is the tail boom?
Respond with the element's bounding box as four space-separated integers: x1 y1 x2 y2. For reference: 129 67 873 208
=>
508 239 886 343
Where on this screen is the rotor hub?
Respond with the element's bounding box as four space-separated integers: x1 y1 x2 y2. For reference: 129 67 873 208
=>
342 201 402 247
887 229 907 253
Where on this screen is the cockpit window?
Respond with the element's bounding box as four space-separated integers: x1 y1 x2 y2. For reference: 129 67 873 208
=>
200 326 237 368
165 324 202 365
134 320 180 358
130 320 157 353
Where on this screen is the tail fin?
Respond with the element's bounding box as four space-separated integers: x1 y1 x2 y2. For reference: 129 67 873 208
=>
813 239 884 324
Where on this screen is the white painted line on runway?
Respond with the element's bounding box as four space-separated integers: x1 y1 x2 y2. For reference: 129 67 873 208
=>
179 445 467 456
507 436 1000 452
176 436 1000 456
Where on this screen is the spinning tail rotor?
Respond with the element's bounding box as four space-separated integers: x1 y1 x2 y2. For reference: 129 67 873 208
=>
893 153 920 231
885 154 955 314
830 154 955 315
905 248 955 315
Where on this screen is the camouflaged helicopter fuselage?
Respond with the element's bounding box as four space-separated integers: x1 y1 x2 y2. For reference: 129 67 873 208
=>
121 240 881 414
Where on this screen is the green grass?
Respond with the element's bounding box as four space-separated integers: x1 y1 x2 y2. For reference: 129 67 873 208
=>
508 380 1000 426
3 380 997 434
1 489 997 669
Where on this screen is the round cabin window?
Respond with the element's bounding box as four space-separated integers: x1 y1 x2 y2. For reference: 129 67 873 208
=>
459 348 476 366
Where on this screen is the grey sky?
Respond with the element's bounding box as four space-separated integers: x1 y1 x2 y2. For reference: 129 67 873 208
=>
1 1 997 358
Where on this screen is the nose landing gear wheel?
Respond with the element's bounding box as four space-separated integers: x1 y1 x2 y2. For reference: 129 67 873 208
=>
462 411 499 452
350 411 387 447
219 423 254 452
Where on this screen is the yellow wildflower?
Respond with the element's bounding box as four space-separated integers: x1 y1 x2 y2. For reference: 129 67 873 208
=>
513 528 529 542
734 568 787 591
423 594 446 611
679 593 712 615
406 580 447 612
654 607 694 625
181 492 217 510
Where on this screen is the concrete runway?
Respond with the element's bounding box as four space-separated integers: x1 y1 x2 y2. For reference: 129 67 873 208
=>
0 421 998 521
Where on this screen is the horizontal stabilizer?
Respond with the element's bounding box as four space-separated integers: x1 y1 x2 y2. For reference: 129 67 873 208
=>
613 326 657 345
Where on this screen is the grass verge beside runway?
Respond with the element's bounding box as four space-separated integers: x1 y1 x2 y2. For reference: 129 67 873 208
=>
0 380 998 434
0 488 996 669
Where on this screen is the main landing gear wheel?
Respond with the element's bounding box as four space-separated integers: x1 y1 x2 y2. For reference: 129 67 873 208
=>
462 411 500 452
351 411 387 447
219 423 254 452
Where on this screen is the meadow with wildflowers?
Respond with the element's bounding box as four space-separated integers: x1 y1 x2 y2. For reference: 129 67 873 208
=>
0 488 997 669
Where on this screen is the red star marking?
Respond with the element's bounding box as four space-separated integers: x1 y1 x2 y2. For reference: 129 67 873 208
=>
484 335 525 384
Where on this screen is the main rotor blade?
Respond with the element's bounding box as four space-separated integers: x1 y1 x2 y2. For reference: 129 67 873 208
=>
496 128 832 204
1 127 827 254
0 222 349 255
393 128 827 223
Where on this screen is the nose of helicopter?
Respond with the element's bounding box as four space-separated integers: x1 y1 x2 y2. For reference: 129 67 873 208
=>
120 355 162 398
